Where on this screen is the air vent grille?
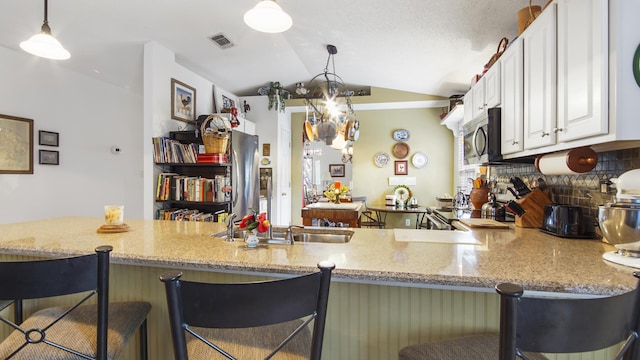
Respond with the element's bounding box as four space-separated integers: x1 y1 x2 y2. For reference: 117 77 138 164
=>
209 33 234 49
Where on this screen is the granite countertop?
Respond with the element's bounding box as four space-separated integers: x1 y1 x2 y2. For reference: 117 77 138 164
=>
0 216 635 296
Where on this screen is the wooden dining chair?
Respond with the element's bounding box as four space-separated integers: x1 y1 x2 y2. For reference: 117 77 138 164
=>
0 245 152 360
399 272 640 360
160 261 335 360
352 197 385 228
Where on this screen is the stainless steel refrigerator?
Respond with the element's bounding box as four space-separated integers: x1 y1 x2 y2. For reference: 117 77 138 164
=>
231 130 260 217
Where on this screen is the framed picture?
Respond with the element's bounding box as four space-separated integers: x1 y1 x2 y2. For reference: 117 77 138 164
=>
39 150 59 165
395 160 408 175
0 114 33 174
214 85 239 113
171 78 196 123
329 164 345 177
39 130 59 147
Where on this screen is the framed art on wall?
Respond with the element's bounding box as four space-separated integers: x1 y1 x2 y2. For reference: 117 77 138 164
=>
171 78 196 123
395 160 408 175
39 130 59 147
39 150 59 165
214 85 239 113
0 114 33 174
329 164 345 177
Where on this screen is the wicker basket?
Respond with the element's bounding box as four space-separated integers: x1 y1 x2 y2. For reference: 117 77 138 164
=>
203 133 228 154
200 114 230 154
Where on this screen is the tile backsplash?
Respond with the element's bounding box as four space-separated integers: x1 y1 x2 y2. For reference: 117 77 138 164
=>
490 147 640 217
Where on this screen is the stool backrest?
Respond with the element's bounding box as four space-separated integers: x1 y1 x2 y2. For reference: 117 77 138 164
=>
497 272 640 359
0 245 112 359
161 261 335 360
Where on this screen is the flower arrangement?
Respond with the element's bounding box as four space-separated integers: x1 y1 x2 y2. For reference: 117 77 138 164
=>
238 209 270 233
324 181 349 204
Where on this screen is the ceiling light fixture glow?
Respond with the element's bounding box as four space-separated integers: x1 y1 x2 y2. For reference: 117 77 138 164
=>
20 0 70 60
243 0 292 34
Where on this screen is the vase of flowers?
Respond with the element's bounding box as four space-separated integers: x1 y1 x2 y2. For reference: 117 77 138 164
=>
324 181 349 204
238 209 270 248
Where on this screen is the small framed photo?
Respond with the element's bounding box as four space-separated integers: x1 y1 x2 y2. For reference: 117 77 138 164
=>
171 78 196 123
395 160 408 175
329 164 345 177
0 114 33 174
39 130 59 147
39 150 59 165
214 85 240 113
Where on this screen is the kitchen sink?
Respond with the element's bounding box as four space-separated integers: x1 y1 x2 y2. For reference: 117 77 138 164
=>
212 228 353 244
292 231 353 243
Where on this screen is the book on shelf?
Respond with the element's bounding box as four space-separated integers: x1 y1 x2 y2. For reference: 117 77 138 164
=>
156 208 216 222
152 136 199 164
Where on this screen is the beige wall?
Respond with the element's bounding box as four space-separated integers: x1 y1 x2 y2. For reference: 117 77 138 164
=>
291 88 454 228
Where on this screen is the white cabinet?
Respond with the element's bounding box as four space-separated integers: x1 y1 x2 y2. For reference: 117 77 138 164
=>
465 62 502 123
470 79 485 120
484 62 502 109
523 3 557 150
500 37 524 155
556 0 608 142
463 92 472 125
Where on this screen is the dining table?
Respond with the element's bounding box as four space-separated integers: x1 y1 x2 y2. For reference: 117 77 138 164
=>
366 203 430 229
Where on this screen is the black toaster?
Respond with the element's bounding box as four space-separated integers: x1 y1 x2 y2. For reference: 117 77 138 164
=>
541 204 596 238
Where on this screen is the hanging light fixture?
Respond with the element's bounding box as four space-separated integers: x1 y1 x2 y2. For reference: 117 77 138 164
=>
20 0 70 60
243 0 293 33
301 45 359 148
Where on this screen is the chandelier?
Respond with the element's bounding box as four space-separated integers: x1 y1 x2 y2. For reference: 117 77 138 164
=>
300 45 359 150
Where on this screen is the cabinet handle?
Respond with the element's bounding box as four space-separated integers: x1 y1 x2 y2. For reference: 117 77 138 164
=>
511 140 519 145
541 132 549 137
553 127 563 133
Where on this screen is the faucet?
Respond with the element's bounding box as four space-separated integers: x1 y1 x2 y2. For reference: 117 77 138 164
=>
225 213 237 241
286 225 305 244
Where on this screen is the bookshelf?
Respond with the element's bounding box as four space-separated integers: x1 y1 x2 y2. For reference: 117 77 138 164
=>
153 131 231 222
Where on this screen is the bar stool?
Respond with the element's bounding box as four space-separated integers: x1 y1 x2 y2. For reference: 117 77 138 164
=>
160 261 335 359
0 245 151 359
399 272 640 360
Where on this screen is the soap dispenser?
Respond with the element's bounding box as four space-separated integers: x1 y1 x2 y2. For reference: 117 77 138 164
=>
481 193 505 221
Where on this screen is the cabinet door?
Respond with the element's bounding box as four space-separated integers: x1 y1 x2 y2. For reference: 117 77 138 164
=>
557 0 608 142
484 62 501 109
500 38 524 155
524 3 557 150
463 92 473 125
471 79 486 120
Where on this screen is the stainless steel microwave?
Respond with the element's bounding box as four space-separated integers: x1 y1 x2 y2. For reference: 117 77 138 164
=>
463 107 502 165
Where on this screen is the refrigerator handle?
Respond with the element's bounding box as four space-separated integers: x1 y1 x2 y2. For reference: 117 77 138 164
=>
232 147 239 209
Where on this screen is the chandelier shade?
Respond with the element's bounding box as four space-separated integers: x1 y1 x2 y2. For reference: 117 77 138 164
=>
20 0 70 60
243 0 293 33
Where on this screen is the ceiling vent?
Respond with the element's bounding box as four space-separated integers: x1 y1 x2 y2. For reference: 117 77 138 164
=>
209 33 234 49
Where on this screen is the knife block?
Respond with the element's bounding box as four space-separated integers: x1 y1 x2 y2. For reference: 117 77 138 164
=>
515 189 552 228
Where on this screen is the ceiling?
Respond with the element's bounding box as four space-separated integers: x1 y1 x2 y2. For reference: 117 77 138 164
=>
0 0 536 98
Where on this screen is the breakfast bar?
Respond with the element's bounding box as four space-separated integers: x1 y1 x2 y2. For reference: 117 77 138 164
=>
0 217 634 359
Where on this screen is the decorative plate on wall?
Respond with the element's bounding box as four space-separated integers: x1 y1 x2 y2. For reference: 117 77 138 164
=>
411 152 428 168
374 152 391 167
392 142 410 159
393 129 410 142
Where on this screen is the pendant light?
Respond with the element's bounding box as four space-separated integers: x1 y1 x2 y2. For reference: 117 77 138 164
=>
301 45 359 148
20 0 70 60
243 0 292 33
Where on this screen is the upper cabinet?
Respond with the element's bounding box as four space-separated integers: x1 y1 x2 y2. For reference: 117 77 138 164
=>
523 3 557 150
499 0 640 159
464 61 502 124
556 0 608 143
500 38 524 155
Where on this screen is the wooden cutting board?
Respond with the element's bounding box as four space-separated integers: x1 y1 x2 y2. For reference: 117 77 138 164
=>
458 219 510 229
97 224 131 233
